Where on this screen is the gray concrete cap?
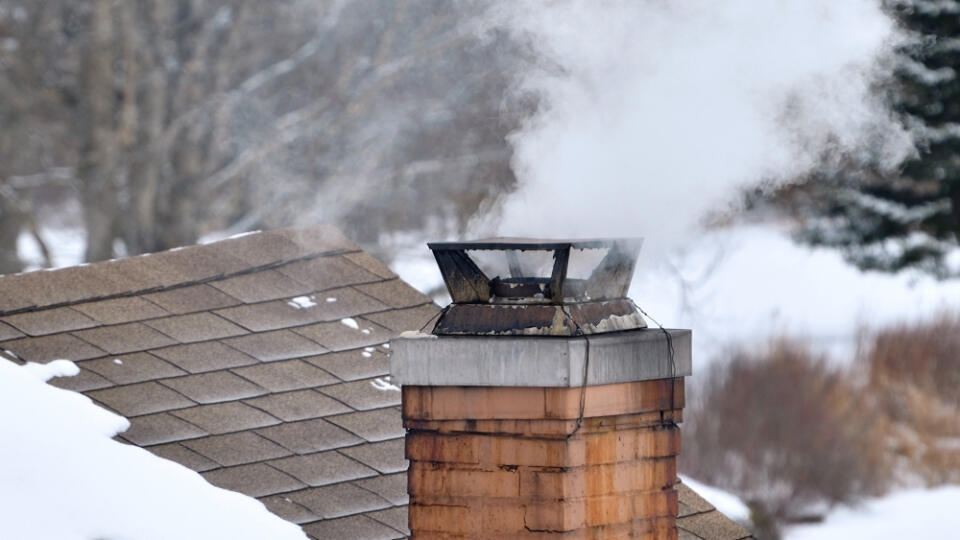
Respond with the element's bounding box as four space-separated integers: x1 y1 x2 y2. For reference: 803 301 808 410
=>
390 328 691 388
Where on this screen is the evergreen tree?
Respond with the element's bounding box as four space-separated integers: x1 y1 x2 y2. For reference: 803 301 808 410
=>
798 0 960 276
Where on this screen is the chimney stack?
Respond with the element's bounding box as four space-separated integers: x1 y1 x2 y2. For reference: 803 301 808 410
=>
391 238 690 538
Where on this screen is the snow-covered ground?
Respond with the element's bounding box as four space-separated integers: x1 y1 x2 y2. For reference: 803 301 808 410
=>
784 486 960 540
682 475 960 540
0 358 306 540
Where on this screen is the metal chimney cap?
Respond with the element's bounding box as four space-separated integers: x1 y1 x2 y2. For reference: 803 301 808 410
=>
427 237 646 337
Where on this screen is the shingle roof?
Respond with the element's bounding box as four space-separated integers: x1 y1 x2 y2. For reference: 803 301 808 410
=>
1 225 752 540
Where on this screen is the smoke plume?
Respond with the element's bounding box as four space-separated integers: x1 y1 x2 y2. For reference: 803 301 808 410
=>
479 0 914 258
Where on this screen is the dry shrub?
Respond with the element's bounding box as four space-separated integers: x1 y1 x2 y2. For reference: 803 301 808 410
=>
861 313 960 484
682 339 891 521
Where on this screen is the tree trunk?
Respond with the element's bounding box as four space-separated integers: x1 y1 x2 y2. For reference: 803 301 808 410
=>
79 0 119 262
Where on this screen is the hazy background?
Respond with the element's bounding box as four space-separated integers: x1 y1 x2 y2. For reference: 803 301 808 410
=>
2 1 960 538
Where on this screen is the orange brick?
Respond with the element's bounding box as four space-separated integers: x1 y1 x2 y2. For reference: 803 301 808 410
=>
481 436 585 468
409 462 520 498
525 498 586 532
407 432 481 464
543 380 680 419
582 426 680 464
404 385 547 420
520 467 586 500
577 459 676 497
409 502 526 535
581 493 677 528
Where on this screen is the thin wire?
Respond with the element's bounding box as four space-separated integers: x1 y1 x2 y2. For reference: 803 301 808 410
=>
418 304 448 333
632 299 679 428
561 304 590 439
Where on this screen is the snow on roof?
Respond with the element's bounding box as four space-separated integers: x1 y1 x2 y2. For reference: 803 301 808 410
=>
0 358 306 539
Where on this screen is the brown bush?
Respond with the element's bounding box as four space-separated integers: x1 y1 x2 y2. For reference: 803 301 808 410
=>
860 313 960 485
682 339 891 521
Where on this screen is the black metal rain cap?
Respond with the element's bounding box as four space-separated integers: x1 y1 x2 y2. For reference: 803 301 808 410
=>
428 237 647 336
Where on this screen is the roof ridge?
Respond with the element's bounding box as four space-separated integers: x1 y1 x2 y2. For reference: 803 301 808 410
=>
0 225 359 316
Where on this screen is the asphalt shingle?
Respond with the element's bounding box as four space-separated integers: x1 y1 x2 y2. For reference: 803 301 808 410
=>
0 320 25 340
257 418 363 454
361 304 438 333
319 379 401 412
353 473 409 506
215 289 387 333
260 494 319 525
305 348 390 382
145 312 248 343
202 463 306 498
183 432 292 466
224 330 328 362
147 443 219 472
2 307 99 336
48 367 112 392
122 412 207 446
327 408 405 443
3 333 106 363
152 341 258 373
292 320 393 352
367 506 409 536
244 389 351 422
144 284 241 314
73 323 177 355
170 401 281 435
268 450 377 487
303 514 402 540
276 256 380 292
342 252 397 280
81 352 186 385
231 359 338 392
288 482 392 519
87 381 195 417
160 371 267 404
72 296 170 325
209 270 313 304
339 439 407 474
353 280 431 309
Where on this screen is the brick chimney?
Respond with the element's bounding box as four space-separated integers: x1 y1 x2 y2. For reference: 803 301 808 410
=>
391 239 690 538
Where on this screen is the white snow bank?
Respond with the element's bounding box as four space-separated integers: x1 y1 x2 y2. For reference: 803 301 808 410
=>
680 475 751 523
785 486 960 540
0 358 307 540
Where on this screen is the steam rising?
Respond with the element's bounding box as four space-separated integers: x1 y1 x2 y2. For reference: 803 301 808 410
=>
481 1 914 257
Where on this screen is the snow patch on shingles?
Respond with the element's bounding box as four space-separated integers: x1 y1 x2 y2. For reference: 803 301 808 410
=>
21 359 79 382
785 485 960 539
326 297 337 303
0 358 307 540
340 317 359 330
371 377 400 392
680 475 751 524
287 295 317 309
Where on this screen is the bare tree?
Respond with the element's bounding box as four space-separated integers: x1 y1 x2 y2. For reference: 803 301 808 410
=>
0 0 520 265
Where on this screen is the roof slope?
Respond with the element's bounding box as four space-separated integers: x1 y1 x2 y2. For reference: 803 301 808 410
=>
0 225 752 540
678 482 754 540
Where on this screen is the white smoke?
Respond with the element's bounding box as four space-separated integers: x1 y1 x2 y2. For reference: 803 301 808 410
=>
480 0 915 258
